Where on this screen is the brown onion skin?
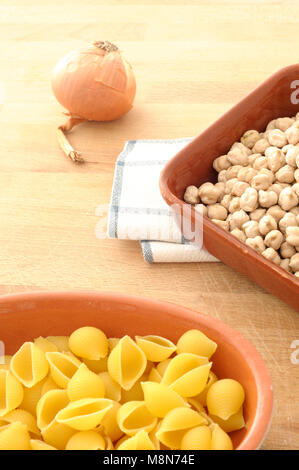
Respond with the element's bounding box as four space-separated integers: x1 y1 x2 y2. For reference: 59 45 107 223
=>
51 44 136 122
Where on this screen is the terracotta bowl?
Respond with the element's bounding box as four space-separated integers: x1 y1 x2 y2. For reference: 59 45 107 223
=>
0 291 273 450
160 64 299 311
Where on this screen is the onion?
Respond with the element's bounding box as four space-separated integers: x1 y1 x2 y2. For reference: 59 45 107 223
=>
52 41 136 163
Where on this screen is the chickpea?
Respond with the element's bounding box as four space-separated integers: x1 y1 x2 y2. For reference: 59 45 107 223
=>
207 203 228 221
194 204 208 216
276 117 294 131
266 205 286 222
268 129 287 148
237 166 258 183
230 142 251 156
289 253 299 271
252 138 270 154
227 148 249 166
294 168 299 183
230 228 246 242
184 185 199 204
279 212 298 233
253 156 268 171
265 146 285 172
280 258 291 272
292 183 299 198
262 247 281 265
251 172 273 191
285 124 299 145
228 196 241 213
225 165 243 180
285 145 299 167
213 155 231 173
218 169 227 183
248 153 261 167
295 272 299 278
241 129 260 149
278 187 299 210
280 241 296 259
240 187 258 212
250 208 266 221
264 229 284 250
220 194 233 210
296 154 299 168
242 220 260 238
266 119 276 131
232 181 249 197
229 209 250 230
225 178 238 195
268 183 286 196
211 219 229 231
198 182 219 205
258 190 278 208
259 214 277 236
286 226 299 246
275 164 295 184
290 205 299 215
245 236 266 253
215 182 226 201
282 144 293 155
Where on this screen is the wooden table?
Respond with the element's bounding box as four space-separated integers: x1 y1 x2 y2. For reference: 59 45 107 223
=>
0 0 298 449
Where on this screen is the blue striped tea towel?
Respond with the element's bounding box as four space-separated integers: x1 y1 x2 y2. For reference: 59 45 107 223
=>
107 139 219 263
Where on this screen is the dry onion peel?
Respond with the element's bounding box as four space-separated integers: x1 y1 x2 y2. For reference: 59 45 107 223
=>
52 41 136 163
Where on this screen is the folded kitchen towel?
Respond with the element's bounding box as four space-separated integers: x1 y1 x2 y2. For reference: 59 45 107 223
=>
107 139 219 263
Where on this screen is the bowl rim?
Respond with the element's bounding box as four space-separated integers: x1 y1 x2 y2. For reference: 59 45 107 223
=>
0 290 273 450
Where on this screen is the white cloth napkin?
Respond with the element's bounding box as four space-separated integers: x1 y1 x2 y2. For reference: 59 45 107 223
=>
107 139 219 263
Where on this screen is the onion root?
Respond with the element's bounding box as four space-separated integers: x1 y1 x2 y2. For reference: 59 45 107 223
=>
57 116 86 163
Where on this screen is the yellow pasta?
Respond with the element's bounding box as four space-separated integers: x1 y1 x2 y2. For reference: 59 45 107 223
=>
41 377 59 396
194 371 218 406
0 356 12 371
120 379 144 403
56 397 113 431
1 409 40 437
209 406 245 433
11 342 49 388
46 352 81 388
148 367 162 383
97 401 123 442
67 363 105 401
117 430 155 450
156 407 207 449
98 372 121 402
162 353 212 397
21 378 47 416
46 336 70 352
0 422 31 450
66 430 106 450
36 389 69 430
177 329 218 359
69 326 108 360
107 336 146 391
42 420 75 450
83 357 107 373
142 381 188 418
34 337 58 353
210 423 233 450
117 401 157 436
108 338 120 351
135 335 176 362
0 369 24 416
180 425 212 450
206 379 245 420
30 439 57 450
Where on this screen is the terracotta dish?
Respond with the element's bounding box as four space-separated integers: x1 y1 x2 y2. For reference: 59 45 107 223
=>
0 290 273 450
160 64 299 311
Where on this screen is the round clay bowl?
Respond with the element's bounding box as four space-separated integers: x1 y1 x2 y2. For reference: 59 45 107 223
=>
0 291 273 450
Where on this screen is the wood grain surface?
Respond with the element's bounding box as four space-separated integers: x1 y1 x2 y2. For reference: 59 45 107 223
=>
0 0 298 449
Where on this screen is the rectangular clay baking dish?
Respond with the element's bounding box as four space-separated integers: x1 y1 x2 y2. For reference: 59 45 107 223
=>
160 64 299 311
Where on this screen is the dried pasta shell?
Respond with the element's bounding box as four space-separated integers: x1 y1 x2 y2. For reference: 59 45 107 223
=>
210 423 233 450
30 439 57 450
162 353 212 397
0 422 31 450
117 400 157 436
46 352 81 388
156 359 171 376
181 425 212 450
0 369 24 416
177 329 217 358
209 406 245 432
0 356 12 371
46 336 70 352
148 367 162 383
108 338 120 351
21 378 47 416
107 336 146 391
98 372 121 402
34 337 58 353
83 357 107 374
194 371 218 406
66 430 106 450
11 342 49 388
37 389 69 430
67 363 105 401
120 379 144 403
1 409 40 437
141 381 188 418
206 379 245 420
69 326 108 360
117 430 155 450
41 377 59 396
42 419 75 450
156 407 207 450
97 401 123 442
56 397 113 431
135 335 176 362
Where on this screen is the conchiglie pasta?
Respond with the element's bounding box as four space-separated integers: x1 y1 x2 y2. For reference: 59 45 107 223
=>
135 335 176 362
98 401 123 442
209 406 245 433
56 398 113 431
83 357 107 374
21 378 47 416
177 330 217 359
141 381 188 418
42 420 75 450
156 407 207 450
46 352 81 388
120 379 144 403
162 353 212 397
206 379 245 420
108 338 120 351
107 336 146 391
180 425 212 450
41 377 59 396
0 356 12 371
67 363 105 401
117 430 155 450
98 372 121 402
210 423 233 450
1 409 40 437
0 370 24 416
46 336 70 352
34 337 58 353
11 342 49 388
69 327 108 360
66 430 106 450
117 401 157 436
194 371 218 406
148 367 162 383
30 439 57 450
0 422 31 450
36 389 69 430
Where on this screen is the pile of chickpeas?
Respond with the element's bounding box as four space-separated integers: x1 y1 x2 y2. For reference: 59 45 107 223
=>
184 115 299 277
